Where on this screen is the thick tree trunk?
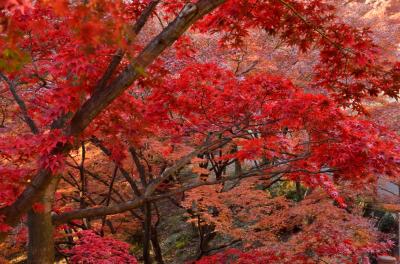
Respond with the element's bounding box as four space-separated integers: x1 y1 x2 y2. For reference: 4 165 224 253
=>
27 177 59 264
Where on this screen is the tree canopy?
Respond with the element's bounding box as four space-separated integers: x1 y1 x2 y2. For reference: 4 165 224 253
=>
0 0 399 263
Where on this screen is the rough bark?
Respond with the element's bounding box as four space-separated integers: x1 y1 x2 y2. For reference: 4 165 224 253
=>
27 177 60 264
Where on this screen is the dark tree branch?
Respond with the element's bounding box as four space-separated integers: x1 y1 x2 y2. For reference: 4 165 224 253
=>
93 0 160 94
79 143 87 210
67 0 226 137
0 72 39 134
100 165 118 236
129 146 148 187
52 150 318 224
0 105 6 127
89 137 142 196
52 166 290 224
144 138 232 197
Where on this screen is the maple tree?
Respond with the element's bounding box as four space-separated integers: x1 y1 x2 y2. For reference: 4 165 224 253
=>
0 0 399 263
184 180 394 263
64 230 139 263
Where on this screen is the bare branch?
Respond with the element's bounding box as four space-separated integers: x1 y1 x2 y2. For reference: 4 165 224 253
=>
52 167 287 224
89 137 142 196
0 72 39 134
129 146 148 187
144 138 232 197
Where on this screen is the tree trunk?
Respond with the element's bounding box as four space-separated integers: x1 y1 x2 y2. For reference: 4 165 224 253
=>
234 158 242 177
150 226 164 264
196 215 216 259
143 202 152 264
27 176 59 264
296 181 302 201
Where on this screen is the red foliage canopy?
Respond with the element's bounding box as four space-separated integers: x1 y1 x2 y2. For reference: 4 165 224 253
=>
0 0 398 262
